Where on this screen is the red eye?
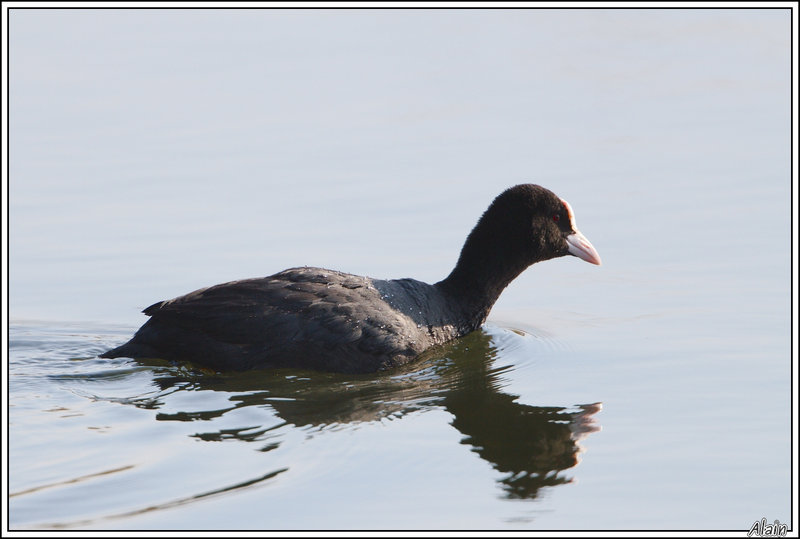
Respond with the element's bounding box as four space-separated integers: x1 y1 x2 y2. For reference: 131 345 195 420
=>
552 214 560 222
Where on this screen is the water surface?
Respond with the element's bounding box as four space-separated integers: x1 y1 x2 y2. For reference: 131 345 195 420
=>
10 322 606 529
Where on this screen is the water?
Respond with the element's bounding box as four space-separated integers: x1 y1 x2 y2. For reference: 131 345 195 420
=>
9 322 605 529
6 8 793 531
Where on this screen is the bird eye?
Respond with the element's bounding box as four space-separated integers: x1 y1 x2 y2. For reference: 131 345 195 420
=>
552 214 560 222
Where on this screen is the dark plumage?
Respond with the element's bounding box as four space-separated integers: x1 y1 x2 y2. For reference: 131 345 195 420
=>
101 184 601 373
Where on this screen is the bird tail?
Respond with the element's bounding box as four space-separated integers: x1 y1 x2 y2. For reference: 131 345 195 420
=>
99 341 155 359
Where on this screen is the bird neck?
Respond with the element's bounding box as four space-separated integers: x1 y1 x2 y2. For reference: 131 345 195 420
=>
434 230 533 330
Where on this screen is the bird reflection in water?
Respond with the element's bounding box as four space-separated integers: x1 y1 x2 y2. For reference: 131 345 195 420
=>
139 328 601 501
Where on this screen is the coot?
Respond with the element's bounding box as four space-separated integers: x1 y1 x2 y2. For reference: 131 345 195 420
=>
101 184 601 373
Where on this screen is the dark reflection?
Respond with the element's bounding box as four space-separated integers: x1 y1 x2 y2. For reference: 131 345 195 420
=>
132 328 601 500
440 335 601 499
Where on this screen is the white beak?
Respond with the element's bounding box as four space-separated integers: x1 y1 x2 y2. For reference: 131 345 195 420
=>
560 198 601 265
566 230 602 265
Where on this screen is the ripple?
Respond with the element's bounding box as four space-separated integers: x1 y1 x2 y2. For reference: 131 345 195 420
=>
10 465 137 498
34 467 289 529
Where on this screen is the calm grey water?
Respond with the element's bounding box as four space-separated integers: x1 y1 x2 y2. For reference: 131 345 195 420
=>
7 8 793 531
